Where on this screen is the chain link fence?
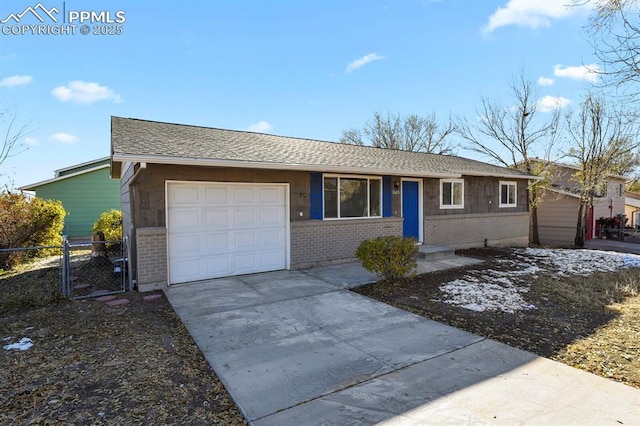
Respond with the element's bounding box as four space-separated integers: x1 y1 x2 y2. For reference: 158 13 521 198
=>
0 236 130 307
62 236 131 299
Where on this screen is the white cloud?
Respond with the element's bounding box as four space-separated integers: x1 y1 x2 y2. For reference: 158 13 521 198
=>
23 137 38 146
345 53 385 74
537 95 571 113
537 76 555 86
553 64 600 83
48 132 79 144
484 0 575 33
247 121 273 133
51 80 122 104
0 75 33 87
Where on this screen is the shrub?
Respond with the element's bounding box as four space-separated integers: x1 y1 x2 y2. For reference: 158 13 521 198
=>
92 209 123 242
0 192 66 269
355 236 418 281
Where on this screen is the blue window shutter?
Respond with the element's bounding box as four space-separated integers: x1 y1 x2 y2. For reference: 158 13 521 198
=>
310 172 323 219
382 176 392 217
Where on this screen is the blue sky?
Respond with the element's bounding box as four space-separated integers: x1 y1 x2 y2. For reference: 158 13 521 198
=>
0 0 600 188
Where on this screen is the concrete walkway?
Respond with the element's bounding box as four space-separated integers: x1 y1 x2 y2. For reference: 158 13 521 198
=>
165 258 640 425
586 238 640 254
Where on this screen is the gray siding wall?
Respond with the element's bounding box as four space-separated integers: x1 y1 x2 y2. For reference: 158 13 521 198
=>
424 212 529 249
535 192 578 246
120 161 135 240
423 176 529 216
290 218 403 268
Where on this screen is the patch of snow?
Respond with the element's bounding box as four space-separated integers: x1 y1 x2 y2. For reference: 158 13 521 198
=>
438 248 640 314
440 279 536 314
2 336 12 341
3 337 33 351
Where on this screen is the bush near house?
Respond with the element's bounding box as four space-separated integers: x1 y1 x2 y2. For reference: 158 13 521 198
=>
0 192 66 269
92 209 123 255
92 209 122 242
356 236 418 281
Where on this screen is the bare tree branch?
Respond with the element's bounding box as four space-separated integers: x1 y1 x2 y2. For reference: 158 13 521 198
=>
340 111 456 154
564 93 639 245
455 72 561 244
0 105 30 178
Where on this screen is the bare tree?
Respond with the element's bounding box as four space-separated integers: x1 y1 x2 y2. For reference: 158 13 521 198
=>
573 0 640 96
340 111 456 154
0 105 29 178
565 94 639 246
456 73 561 245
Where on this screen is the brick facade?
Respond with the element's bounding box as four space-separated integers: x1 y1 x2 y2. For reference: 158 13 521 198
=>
424 212 530 249
136 227 167 291
290 218 403 268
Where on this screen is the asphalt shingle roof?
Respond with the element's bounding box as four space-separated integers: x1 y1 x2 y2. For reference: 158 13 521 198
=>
111 116 534 179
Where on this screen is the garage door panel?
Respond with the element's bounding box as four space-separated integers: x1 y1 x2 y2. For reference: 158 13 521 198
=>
170 234 202 256
260 229 285 248
168 182 287 284
260 207 285 226
233 209 257 228
234 231 257 249
260 251 285 269
170 209 201 231
205 187 230 204
235 253 259 273
205 209 230 229
171 258 202 282
172 186 200 204
206 232 231 253
206 255 233 276
234 187 256 203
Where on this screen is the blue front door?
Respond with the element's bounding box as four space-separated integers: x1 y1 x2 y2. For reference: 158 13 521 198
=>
402 181 420 241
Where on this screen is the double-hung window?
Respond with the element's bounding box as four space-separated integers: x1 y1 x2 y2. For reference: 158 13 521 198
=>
323 176 381 219
440 179 464 209
499 181 517 207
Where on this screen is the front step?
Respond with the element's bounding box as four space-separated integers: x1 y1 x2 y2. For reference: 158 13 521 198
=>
417 245 455 260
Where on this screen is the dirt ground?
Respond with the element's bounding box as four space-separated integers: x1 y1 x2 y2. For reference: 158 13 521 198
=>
0 291 246 425
355 247 640 389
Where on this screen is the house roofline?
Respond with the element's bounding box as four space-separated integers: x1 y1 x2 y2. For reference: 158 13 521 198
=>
19 164 111 191
54 156 110 177
530 158 629 181
545 187 581 199
111 153 539 180
111 153 460 178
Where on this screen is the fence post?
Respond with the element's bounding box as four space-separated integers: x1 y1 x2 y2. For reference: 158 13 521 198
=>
125 235 133 291
61 235 69 297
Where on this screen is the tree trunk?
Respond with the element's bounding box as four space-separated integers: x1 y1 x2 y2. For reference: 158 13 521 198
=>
91 231 107 258
575 203 586 247
530 205 540 245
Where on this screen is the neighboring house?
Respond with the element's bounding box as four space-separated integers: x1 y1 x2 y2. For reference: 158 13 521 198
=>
20 157 121 239
536 162 626 246
110 117 535 291
625 192 640 227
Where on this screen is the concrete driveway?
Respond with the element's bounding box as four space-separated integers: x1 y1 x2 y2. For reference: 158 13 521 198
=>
165 262 640 425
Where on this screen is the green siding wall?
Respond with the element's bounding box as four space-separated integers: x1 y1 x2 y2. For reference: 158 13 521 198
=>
33 168 121 238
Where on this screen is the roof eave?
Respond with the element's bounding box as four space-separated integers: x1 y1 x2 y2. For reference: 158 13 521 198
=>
110 153 462 179
461 170 539 180
19 164 111 191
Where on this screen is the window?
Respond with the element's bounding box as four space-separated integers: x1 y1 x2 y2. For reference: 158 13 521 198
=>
500 181 517 207
440 179 464 209
323 176 382 219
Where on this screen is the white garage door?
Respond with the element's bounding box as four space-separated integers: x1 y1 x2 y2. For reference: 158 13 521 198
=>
167 182 288 284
